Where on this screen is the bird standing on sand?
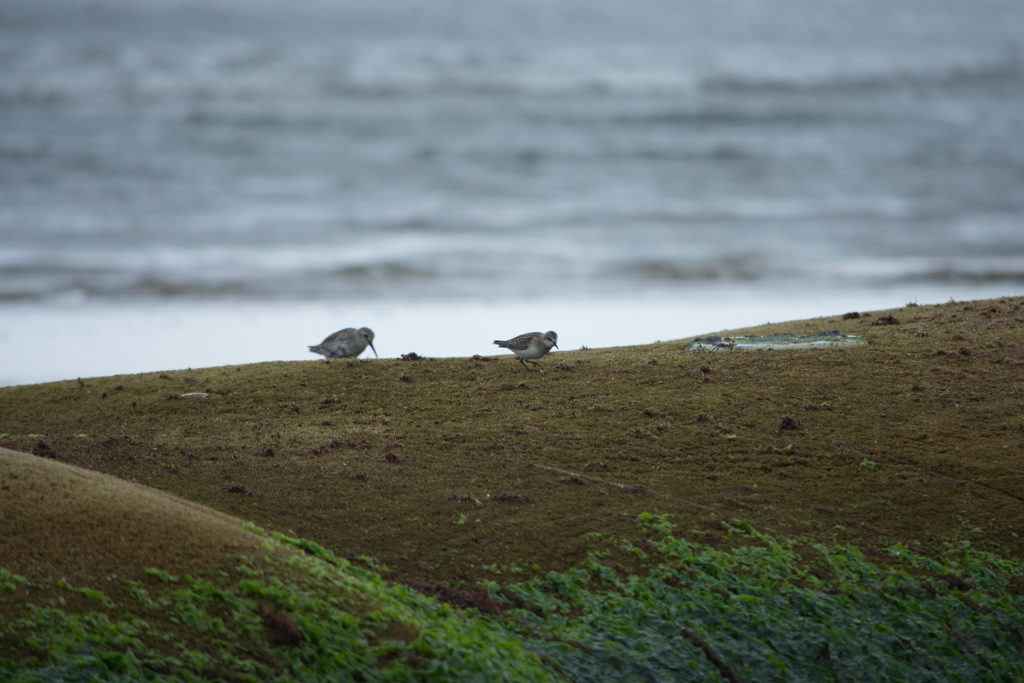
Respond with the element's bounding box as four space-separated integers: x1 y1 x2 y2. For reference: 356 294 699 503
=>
493 331 558 373
309 327 377 359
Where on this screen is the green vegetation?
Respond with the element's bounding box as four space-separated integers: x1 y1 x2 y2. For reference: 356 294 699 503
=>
0 536 559 682
506 514 1024 682
3 520 1024 681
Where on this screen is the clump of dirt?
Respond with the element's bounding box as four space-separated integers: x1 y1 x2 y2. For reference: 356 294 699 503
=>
30 440 60 459
261 605 303 646
491 491 530 504
779 415 804 431
403 579 505 614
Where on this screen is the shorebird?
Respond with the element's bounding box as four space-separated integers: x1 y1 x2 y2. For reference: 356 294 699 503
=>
309 327 377 359
493 331 558 373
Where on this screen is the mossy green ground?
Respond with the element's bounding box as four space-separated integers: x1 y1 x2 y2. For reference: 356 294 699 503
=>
3 296 1024 680
4 520 1024 681
3 298 1023 585
0 534 561 682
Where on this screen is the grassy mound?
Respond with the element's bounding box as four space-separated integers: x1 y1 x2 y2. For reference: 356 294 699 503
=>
2 297 1022 584
0 449 557 681
0 447 278 580
2 296 1024 679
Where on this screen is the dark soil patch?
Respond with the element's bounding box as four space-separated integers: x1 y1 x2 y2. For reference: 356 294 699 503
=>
403 579 505 614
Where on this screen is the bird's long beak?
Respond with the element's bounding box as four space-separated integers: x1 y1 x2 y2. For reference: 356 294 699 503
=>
554 343 559 349
369 342 378 358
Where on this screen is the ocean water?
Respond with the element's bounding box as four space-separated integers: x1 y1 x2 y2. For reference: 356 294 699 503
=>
1 0 1023 386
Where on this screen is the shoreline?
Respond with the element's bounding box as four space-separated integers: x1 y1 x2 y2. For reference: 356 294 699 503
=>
2 285 1018 387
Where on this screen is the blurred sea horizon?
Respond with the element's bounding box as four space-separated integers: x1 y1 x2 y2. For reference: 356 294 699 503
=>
1 0 1023 386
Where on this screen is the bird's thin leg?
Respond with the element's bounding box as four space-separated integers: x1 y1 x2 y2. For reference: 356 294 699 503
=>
523 358 544 374
518 358 536 372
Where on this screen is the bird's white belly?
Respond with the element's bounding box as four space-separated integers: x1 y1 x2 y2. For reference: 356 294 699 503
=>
512 345 545 360
325 340 358 357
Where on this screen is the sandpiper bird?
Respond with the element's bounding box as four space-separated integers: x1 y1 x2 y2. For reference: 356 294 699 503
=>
493 331 558 373
309 327 377 359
